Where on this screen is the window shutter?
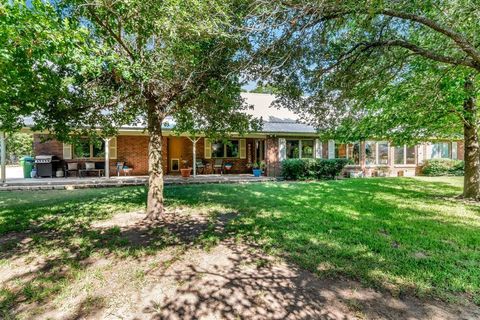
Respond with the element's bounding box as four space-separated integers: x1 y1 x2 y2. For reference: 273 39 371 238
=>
278 138 286 161
204 138 212 159
63 143 72 160
109 137 117 159
239 139 247 159
315 139 322 158
452 142 458 160
416 144 424 164
328 140 335 159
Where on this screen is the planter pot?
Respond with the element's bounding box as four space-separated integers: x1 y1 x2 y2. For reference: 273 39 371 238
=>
252 169 262 177
180 168 192 178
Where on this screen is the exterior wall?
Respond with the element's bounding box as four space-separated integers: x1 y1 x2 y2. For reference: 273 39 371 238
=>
265 137 279 177
34 135 63 158
116 135 169 175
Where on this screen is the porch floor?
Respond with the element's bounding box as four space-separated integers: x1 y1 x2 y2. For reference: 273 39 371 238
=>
0 174 277 191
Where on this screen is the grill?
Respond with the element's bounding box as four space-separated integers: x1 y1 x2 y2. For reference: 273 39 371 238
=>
35 155 60 178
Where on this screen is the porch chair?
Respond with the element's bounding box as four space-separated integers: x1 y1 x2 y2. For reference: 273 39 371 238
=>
195 159 205 174
65 162 79 177
213 159 223 174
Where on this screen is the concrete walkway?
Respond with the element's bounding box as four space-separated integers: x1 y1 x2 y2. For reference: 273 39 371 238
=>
1 174 276 191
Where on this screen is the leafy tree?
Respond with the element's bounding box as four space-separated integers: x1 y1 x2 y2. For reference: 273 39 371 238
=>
249 0 480 198
6 133 33 164
2 0 258 219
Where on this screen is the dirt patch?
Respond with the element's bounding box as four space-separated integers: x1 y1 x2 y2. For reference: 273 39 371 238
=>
1 208 479 320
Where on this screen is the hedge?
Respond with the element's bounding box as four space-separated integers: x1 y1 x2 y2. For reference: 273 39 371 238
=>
281 158 350 180
422 158 464 176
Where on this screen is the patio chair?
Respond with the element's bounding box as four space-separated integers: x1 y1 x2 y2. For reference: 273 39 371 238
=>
65 162 79 177
213 159 223 174
195 159 205 174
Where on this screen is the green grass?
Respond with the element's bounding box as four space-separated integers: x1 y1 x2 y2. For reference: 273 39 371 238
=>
1 177 479 306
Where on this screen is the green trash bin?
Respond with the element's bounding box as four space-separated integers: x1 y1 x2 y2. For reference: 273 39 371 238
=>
20 156 34 178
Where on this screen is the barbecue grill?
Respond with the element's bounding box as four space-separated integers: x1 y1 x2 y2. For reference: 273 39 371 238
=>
35 155 60 177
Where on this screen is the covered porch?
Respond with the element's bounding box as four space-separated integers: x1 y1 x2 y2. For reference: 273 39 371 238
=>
0 173 276 191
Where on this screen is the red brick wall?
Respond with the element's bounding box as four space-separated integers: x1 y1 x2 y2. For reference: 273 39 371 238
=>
457 140 464 160
116 135 168 175
265 137 279 177
34 134 63 158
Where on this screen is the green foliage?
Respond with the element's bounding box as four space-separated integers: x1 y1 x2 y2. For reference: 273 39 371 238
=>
422 159 464 176
6 133 33 164
281 158 349 180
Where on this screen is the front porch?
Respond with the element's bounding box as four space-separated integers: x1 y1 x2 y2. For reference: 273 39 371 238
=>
0 174 277 191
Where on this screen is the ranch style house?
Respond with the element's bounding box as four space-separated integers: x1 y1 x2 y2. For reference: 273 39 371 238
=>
26 93 463 178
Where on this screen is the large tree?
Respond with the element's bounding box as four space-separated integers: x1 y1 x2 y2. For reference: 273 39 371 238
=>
248 0 480 198
2 0 258 218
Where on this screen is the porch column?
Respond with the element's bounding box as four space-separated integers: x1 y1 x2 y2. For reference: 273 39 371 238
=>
104 138 111 178
187 136 201 177
0 132 5 184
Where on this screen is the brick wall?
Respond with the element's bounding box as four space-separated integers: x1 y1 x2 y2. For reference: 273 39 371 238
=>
265 137 279 176
116 135 168 175
457 140 464 160
34 134 63 158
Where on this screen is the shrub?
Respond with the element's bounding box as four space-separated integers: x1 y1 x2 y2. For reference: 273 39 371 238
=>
422 159 464 176
281 158 350 180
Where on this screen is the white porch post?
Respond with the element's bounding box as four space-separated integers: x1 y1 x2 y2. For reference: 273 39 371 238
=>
0 132 6 184
187 136 201 177
104 138 111 178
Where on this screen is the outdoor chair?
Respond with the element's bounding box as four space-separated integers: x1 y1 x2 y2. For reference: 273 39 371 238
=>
213 159 223 174
79 162 104 177
195 159 205 174
65 162 79 177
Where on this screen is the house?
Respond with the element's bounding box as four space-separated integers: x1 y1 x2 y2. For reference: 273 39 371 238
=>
25 93 463 178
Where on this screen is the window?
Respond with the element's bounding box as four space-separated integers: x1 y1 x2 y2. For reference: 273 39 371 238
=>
226 140 239 157
365 141 376 165
347 142 361 165
431 142 450 159
212 140 240 158
378 142 389 165
286 139 315 159
365 141 389 165
301 140 314 158
394 145 416 165
286 140 300 159
406 146 415 164
394 146 404 165
74 138 105 159
335 143 347 158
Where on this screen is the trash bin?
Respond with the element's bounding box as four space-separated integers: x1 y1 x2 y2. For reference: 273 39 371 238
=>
20 156 34 178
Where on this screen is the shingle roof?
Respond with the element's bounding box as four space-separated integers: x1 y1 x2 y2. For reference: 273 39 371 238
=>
22 93 317 134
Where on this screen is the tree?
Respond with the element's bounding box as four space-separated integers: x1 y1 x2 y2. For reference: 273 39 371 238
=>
26 0 256 220
249 0 480 198
6 133 33 164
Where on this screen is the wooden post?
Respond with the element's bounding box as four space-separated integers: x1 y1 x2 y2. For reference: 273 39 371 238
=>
0 132 6 184
104 138 111 178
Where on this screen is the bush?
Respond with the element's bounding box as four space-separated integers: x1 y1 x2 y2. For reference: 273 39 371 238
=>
422 159 464 176
281 158 350 180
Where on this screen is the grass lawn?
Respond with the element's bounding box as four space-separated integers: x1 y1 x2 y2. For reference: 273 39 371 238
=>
1 176 479 315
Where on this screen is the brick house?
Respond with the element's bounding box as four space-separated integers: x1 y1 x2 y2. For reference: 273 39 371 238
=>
28 93 463 177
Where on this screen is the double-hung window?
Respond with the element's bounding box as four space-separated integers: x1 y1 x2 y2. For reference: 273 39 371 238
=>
394 145 416 165
212 140 239 158
286 139 315 159
365 141 389 165
74 138 105 159
431 142 450 159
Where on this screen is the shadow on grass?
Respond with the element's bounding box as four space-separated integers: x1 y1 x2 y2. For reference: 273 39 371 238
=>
163 178 480 303
0 177 479 318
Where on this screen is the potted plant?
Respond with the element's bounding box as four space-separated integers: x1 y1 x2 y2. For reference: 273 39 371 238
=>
180 160 192 178
251 161 263 177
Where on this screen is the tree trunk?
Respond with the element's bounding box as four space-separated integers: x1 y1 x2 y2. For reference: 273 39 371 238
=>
146 104 166 220
463 76 480 199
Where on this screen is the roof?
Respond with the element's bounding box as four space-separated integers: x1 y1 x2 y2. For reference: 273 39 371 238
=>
22 93 317 135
